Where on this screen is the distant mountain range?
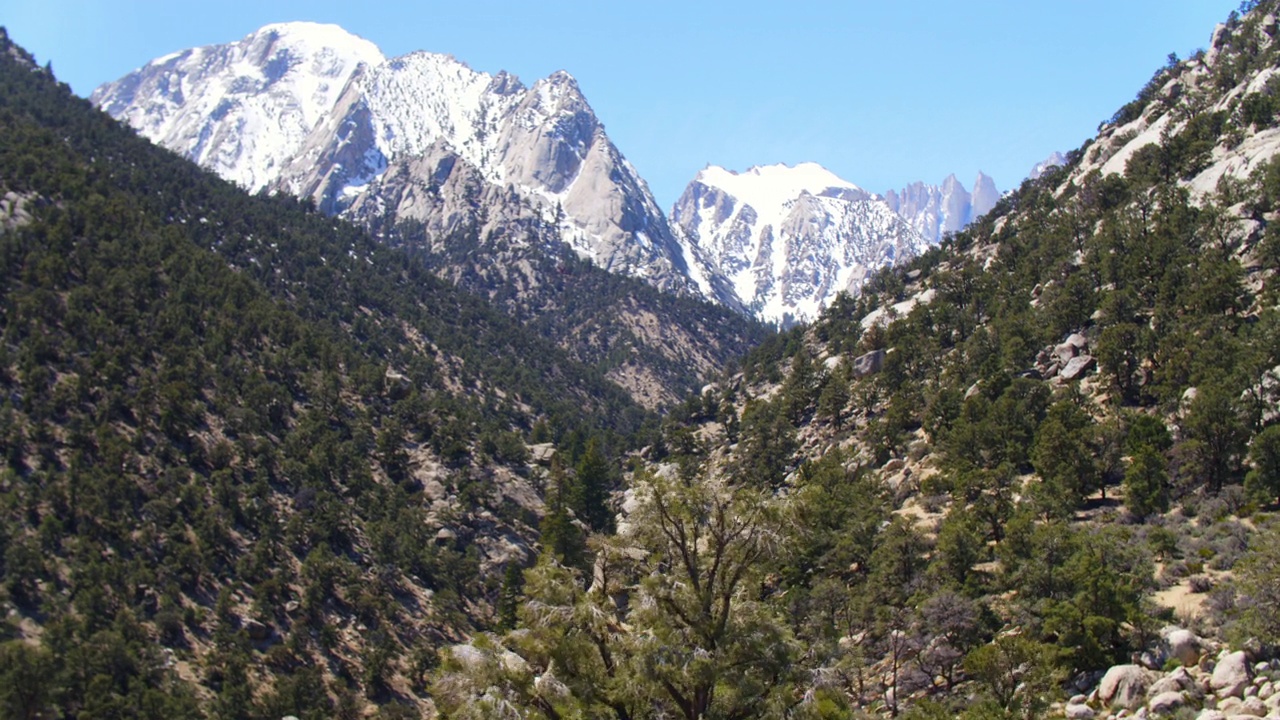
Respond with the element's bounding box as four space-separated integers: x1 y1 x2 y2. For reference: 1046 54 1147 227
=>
93 22 1012 323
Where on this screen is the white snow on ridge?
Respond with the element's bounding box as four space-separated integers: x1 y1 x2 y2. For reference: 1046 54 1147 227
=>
93 21 385 193
672 162 926 325
363 51 504 176
698 163 862 227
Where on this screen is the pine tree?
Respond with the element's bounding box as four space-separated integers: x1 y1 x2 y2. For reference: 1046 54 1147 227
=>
573 438 614 533
1124 445 1169 518
540 458 586 568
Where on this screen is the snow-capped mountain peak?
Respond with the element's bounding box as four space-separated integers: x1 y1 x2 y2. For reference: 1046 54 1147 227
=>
672 162 925 325
92 23 384 193
93 23 692 292
698 162 863 206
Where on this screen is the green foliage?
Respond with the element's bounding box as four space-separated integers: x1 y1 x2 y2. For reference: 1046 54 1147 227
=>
734 398 798 487
1179 384 1249 493
963 635 1063 720
435 470 801 720
539 459 587 568
1226 520 1280 644
0 28 669 714
1245 424 1280 505
0 640 53 720
1030 400 1101 518
1125 445 1170 518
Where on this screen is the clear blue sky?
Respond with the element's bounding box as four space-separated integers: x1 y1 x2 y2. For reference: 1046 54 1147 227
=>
2 0 1242 207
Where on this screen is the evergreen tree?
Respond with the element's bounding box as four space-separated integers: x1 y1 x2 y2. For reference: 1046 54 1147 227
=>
1245 424 1280 505
1124 445 1169 518
539 458 587 568
573 438 614 533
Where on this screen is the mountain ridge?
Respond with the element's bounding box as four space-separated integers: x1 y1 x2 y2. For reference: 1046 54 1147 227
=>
670 161 928 325
91 21 694 293
94 23 1010 327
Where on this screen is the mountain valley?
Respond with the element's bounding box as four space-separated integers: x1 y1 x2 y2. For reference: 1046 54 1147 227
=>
3 3 1280 719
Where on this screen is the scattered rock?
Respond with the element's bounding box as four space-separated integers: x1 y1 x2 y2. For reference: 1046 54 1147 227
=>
1163 627 1204 667
1148 690 1186 715
1065 701 1096 719
1218 696 1243 715
1238 696 1267 717
1211 651 1253 699
1060 355 1096 381
1149 667 1199 698
528 443 556 465
851 349 886 378
435 527 458 544
1101 664 1156 710
244 618 271 641
1053 341 1079 365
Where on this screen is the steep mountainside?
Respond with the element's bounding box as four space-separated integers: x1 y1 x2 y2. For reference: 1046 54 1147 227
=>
670 162 929 325
882 171 1001 244
0 30 659 716
91 23 766 408
430 4 1280 718
91 22 689 291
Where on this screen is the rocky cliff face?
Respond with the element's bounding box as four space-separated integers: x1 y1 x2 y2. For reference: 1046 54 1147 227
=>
882 172 1000 245
670 163 928 325
91 22 692 292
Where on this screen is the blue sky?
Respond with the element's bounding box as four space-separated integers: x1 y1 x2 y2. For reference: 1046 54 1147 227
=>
2 1 1241 207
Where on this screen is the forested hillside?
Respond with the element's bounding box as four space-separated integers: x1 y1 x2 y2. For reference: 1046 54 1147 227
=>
0 29 660 717
9 1 1280 718
379 215 768 409
441 3 1280 718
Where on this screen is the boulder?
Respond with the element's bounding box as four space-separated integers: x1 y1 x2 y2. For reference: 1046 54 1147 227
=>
851 349 886 378
1237 696 1267 716
1065 702 1096 719
1163 628 1204 667
1060 354 1096 381
1150 667 1199 698
1148 691 1186 715
1065 332 1089 350
1194 711 1225 720
1211 651 1253 699
1053 341 1079 366
1101 664 1156 710
244 618 271 641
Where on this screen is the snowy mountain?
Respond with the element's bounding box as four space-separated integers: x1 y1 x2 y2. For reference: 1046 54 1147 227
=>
91 22 691 291
882 172 1000 245
670 163 928 325
91 22 384 194
1028 151 1068 180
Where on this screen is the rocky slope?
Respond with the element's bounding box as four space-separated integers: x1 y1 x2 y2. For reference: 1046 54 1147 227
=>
670 162 929 325
1067 10 1280 201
